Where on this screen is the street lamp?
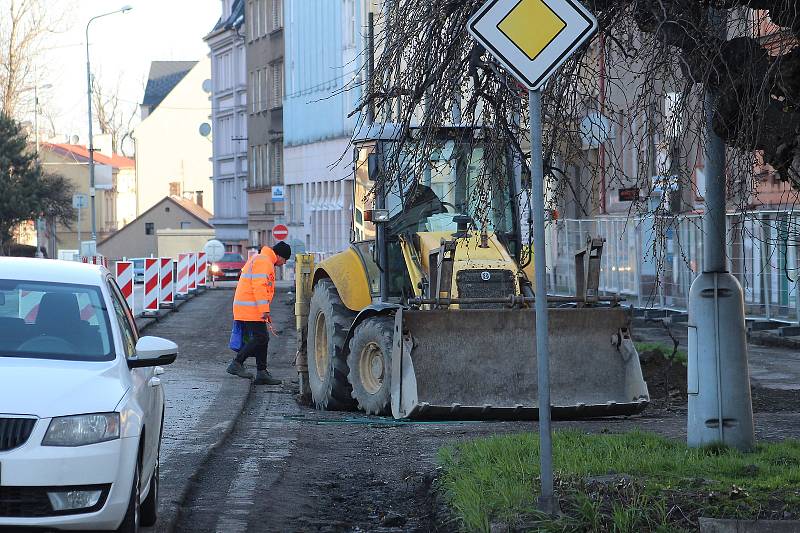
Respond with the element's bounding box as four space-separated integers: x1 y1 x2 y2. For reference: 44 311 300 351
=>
86 5 132 242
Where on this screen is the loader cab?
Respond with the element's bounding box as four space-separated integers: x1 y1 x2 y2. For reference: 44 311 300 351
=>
351 124 521 302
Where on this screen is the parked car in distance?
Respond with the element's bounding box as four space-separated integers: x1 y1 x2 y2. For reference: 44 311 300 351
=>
0 258 178 532
210 252 246 280
131 258 145 284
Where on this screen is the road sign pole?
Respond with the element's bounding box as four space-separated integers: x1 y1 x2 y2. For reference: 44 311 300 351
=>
530 89 557 513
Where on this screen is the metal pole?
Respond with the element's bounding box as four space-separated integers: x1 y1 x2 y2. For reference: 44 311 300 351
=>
529 89 556 514
86 22 97 242
702 88 726 274
34 84 43 258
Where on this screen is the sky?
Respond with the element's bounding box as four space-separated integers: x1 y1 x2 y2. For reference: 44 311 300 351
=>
36 0 220 147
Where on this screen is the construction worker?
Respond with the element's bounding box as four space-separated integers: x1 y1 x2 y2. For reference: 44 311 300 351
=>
226 241 292 385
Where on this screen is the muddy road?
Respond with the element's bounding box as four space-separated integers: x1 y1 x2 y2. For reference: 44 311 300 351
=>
162 288 800 532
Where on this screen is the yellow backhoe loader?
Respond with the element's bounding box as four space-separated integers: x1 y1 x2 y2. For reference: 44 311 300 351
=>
294 125 649 419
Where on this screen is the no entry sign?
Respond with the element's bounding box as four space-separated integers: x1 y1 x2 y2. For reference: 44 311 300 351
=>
273 224 289 241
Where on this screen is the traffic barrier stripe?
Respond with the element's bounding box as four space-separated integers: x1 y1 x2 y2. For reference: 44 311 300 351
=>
144 258 160 312
160 258 174 307
177 253 189 296
115 261 134 310
188 253 197 291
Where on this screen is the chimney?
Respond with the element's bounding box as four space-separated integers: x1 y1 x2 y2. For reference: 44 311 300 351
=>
196 190 204 208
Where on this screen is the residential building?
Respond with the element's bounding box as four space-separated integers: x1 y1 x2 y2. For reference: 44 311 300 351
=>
283 0 371 258
98 196 213 260
39 143 131 255
95 134 137 227
132 59 213 218
245 0 285 249
205 0 250 253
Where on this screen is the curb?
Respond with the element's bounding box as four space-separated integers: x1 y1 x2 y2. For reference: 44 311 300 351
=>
163 380 255 533
135 290 201 333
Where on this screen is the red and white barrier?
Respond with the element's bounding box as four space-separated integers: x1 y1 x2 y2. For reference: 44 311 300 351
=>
188 252 197 292
115 261 134 310
143 258 160 314
176 253 189 297
197 252 207 287
160 257 174 308
80 256 108 268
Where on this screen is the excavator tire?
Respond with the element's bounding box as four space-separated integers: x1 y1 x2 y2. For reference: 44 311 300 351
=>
307 279 356 410
347 316 393 415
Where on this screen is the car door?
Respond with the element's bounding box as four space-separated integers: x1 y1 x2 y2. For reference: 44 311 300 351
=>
106 278 159 477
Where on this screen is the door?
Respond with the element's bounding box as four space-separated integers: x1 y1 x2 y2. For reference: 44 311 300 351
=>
107 278 159 480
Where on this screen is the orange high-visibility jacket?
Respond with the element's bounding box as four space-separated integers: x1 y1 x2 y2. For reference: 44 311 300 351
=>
233 246 277 322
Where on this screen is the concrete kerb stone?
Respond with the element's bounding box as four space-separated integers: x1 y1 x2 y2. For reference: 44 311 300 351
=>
135 292 194 333
699 518 800 533
163 382 256 533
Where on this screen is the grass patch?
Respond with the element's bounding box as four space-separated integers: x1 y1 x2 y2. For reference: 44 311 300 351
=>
635 342 687 365
438 430 800 532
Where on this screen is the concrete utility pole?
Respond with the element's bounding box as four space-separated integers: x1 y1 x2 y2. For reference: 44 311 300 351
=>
687 7 754 451
86 5 132 243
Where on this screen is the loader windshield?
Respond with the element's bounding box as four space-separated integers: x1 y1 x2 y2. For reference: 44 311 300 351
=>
386 142 514 236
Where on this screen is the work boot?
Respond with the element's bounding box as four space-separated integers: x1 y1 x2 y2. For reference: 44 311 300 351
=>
226 360 253 379
254 370 281 385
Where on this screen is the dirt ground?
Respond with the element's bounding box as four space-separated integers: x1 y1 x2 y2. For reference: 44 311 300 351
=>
172 290 800 532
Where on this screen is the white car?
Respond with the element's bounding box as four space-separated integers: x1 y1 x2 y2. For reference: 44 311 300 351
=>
0 258 178 532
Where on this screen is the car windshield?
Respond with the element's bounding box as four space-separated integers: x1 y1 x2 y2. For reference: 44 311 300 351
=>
0 279 114 362
220 253 244 262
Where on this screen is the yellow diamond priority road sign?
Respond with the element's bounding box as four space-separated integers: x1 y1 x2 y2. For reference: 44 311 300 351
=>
468 0 597 90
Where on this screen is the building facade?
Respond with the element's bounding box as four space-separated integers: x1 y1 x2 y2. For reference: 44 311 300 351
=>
205 0 250 253
133 59 214 217
39 143 128 255
245 0 285 250
283 0 372 258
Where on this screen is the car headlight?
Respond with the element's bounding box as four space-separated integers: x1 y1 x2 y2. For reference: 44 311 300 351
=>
211 264 221 273
42 413 120 447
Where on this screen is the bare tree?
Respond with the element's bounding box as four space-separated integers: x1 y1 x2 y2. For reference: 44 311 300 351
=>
92 73 137 154
0 0 54 119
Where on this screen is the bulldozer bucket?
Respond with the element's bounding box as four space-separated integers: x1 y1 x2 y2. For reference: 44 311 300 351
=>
390 307 649 420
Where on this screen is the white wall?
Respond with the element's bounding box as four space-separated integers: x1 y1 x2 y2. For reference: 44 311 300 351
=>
133 57 213 215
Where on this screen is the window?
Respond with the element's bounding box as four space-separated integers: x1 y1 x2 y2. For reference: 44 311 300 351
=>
180 221 191 229
261 144 270 186
260 68 268 111
250 146 257 187
0 279 114 361
249 71 256 113
145 222 154 235
271 0 283 31
108 280 137 358
271 62 283 108
270 141 283 185
248 0 254 41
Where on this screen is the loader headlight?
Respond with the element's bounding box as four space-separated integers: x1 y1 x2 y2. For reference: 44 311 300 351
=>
42 413 120 447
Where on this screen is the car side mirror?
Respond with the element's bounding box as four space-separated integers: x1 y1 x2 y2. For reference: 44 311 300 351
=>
128 336 178 368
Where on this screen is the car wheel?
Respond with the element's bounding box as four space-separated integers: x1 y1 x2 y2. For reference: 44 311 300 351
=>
115 461 140 533
139 450 159 527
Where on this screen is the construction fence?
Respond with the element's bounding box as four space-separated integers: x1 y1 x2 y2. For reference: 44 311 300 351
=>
546 211 800 325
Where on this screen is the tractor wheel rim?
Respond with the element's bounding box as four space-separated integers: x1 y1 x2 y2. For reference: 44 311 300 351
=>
314 313 328 382
359 341 384 394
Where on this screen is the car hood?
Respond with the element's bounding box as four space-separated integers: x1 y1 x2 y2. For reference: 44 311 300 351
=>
0 358 129 418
